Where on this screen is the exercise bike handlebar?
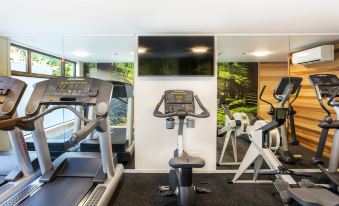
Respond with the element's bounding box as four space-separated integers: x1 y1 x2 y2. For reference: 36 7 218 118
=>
259 85 275 109
153 95 210 118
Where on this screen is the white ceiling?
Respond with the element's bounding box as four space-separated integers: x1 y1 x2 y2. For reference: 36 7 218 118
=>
0 0 339 35
10 36 135 62
10 35 339 62
217 35 339 62
217 36 289 62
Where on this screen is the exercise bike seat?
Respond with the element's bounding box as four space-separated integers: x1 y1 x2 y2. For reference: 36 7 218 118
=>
288 188 339 206
169 152 205 169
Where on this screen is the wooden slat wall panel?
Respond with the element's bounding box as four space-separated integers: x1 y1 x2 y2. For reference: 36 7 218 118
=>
258 62 288 120
289 42 339 157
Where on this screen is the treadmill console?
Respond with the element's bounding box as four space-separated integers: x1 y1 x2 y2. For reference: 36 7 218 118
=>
26 77 113 116
0 76 27 119
309 74 339 98
275 77 303 95
164 90 195 114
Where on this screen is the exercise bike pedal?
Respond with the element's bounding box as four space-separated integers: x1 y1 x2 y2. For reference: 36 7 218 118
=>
194 186 211 194
159 186 175 196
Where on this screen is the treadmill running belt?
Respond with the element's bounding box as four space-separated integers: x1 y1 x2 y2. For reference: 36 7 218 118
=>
20 177 93 206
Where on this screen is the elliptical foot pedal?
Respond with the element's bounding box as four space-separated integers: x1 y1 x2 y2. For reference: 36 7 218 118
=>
194 186 211 194
298 179 316 188
159 186 174 196
289 139 299 145
273 179 291 204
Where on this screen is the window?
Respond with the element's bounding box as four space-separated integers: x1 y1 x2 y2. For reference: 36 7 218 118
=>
65 60 76 77
10 45 28 72
31 52 62 76
10 44 76 77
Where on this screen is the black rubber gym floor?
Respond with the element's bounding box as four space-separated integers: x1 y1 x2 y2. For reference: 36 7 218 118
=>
110 173 285 206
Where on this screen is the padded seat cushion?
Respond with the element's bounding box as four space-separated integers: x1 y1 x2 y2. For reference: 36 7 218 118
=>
288 188 339 206
169 152 205 169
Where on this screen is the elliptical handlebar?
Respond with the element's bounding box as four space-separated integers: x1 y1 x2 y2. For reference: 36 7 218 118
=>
314 85 333 117
290 85 302 105
221 104 234 120
259 85 275 110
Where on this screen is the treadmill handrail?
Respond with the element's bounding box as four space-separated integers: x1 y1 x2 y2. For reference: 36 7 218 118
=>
23 105 91 123
71 118 102 141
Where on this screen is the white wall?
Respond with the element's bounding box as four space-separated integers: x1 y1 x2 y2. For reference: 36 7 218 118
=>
134 36 217 171
0 36 10 151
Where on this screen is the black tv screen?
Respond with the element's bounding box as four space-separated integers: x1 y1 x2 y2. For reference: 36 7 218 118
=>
138 36 214 76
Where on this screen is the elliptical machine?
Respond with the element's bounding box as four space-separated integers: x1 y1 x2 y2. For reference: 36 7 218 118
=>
288 74 339 206
261 77 302 164
153 90 210 206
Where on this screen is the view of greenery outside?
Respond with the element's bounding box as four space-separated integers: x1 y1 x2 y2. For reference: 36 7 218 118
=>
65 61 75 77
84 62 134 126
10 46 28 72
10 45 75 77
217 62 258 125
31 52 61 76
84 62 134 84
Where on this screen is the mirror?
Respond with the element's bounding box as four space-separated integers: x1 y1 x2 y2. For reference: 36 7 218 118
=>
288 35 339 169
216 36 290 170
63 36 135 169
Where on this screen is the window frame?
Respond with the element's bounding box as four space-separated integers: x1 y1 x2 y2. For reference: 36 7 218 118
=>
10 43 76 78
10 44 29 73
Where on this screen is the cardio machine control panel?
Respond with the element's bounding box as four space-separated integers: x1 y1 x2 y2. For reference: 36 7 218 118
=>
25 77 113 116
275 77 303 95
0 76 27 119
164 90 195 114
309 74 339 98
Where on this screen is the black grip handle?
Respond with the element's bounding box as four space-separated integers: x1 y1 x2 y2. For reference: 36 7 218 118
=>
187 95 210 118
153 95 177 118
71 120 97 141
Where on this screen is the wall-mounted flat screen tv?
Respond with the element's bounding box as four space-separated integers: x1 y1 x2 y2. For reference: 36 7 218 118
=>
138 36 214 76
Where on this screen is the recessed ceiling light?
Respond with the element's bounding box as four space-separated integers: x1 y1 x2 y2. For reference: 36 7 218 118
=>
251 51 272 57
138 47 147 54
71 50 90 57
192 47 208 53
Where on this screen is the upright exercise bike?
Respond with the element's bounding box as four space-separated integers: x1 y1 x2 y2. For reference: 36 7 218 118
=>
154 90 210 206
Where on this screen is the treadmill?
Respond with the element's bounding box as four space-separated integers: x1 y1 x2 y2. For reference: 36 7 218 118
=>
2 77 124 206
0 76 40 204
80 81 134 163
25 106 85 159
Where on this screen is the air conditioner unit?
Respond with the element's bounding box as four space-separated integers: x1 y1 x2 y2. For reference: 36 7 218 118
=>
292 45 334 65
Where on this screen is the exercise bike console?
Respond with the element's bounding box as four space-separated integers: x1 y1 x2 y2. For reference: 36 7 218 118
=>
154 90 210 119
